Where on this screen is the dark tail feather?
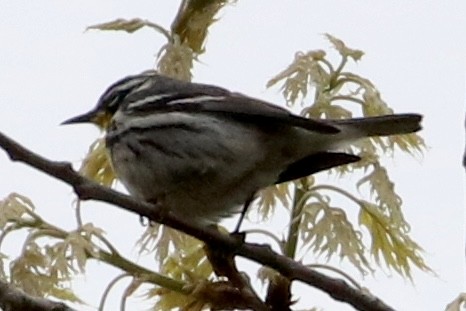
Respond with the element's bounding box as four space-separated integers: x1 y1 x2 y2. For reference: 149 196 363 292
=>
331 113 422 137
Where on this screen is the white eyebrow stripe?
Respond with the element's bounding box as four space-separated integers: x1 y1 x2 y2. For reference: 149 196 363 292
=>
166 95 226 105
101 77 148 107
111 77 147 93
127 93 175 109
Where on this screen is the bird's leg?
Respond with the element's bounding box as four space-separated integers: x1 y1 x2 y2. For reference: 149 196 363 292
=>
233 193 256 233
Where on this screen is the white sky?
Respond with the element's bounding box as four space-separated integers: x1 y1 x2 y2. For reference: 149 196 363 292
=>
1 1 465 310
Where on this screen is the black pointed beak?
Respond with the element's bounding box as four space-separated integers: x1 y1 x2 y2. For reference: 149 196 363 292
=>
61 110 96 125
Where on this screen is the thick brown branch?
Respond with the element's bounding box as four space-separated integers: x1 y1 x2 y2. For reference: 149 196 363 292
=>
265 275 292 311
0 131 396 311
205 243 267 311
0 280 74 311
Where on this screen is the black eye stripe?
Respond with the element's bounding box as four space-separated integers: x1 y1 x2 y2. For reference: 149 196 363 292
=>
104 92 130 113
100 78 149 112
102 85 147 113
106 95 120 109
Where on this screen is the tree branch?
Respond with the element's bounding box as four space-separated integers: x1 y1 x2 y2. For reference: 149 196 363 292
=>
204 243 267 311
0 279 74 311
0 130 396 311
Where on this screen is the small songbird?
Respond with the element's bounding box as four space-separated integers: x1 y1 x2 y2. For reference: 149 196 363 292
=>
63 70 422 226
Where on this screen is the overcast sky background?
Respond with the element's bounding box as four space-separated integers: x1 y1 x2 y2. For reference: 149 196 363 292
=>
1 1 465 310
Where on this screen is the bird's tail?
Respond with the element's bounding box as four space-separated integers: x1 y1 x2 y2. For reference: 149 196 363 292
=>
331 113 422 137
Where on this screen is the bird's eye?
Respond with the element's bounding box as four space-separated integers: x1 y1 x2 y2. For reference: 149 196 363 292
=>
100 77 147 114
106 90 132 113
106 95 121 113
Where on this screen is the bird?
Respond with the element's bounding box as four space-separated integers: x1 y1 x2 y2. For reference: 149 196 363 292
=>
63 70 422 227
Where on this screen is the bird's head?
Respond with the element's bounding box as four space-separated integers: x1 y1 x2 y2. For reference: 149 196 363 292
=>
62 71 157 129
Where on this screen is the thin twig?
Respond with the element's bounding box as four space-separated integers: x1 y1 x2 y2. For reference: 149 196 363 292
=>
99 273 130 311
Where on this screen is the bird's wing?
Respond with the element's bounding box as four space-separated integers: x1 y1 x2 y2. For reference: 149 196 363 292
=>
198 92 340 133
124 79 341 134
